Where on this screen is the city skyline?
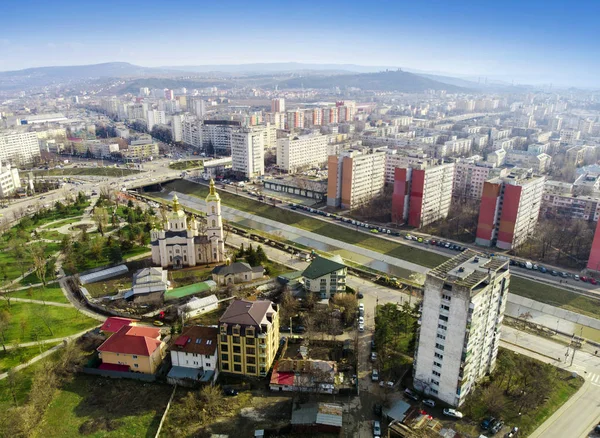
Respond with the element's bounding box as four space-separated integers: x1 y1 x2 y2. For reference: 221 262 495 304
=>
1 0 599 87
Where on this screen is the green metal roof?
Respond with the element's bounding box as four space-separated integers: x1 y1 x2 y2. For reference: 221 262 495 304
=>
302 256 346 280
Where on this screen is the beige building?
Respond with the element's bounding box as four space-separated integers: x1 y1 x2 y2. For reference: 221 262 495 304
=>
211 262 264 285
123 142 159 160
219 300 279 377
0 161 21 197
97 325 166 374
302 255 347 299
505 150 551 173
276 133 328 173
0 130 40 164
327 148 386 209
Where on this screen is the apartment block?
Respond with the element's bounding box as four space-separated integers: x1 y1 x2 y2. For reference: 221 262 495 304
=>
453 157 505 200
271 98 285 113
286 110 305 129
0 161 21 197
413 250 509 407
146 110 166 131
504 150 552 173
391 162 455 228
122 142 159 160
231 126 265 179
171 115 184 142
475 169 545 250
587 220 600 273
0 131 40 164
202 120 241 155
327 148 386 209
276 133 328 173
542 193 600 222
385 150 433 184
219 299 279 377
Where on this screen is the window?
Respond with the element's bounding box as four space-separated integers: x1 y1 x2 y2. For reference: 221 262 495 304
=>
431 389 439 395
432 370 441 377
433 361 442 368
247 365 256 374
437 334 446 340
438 324 447 330
234 364 242 372
435 343 445 351
134 364 139 368
439 315 449 322
431 379 440 386
205 363 211 368
132 355 138 359
440 304 450 311
221 353 228 362
434 352 444 360
246 338 255 345
212 206 215 214
232 336 240 344
247 356 256 364
222 363 229 371
233 346 241 353
233 355 241 363
246 347 255 355
205 354 211 359
442 294 452 301
212 220 216 227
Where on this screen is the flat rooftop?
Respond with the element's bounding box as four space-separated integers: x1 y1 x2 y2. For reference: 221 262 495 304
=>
428 250 508 290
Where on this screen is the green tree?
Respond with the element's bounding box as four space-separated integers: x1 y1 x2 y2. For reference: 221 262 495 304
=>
108 244 123 264
255 245 268 264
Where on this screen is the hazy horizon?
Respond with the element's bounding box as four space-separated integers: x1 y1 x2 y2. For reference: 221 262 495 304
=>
2 0 599 87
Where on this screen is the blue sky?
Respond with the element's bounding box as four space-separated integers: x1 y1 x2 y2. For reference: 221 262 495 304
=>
1 0 599 86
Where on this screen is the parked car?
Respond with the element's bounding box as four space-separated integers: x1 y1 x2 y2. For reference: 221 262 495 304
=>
443 408 464 419
223 388 238 396
370 339 376 350
574 275 580 281
423 399 436 407
404 388 419 401
358 316 365 324
491 419 505 434
373 420 381 437
539 266 548 273
370 352 377 361
379 380 394 388
371 369 379 381
591 278 598 285
581 276 588 282
357 292 364 299
504 426 519 437
559 272 568 278
358 323 365 332
551 270 559 276
292 326 305 334
481 417 496 430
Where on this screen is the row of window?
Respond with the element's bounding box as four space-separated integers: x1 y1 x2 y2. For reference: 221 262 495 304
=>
221 363 257 373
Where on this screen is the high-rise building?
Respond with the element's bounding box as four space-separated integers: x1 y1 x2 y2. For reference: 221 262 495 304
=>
391 163 455 228
139 87 150 97
587 220 600 273
231 126 265 179
413 250 509 407
265 112 285 129
271 98 285 113
286 110 304 129
164 89 174 100
201 120 241 155
0 160 21 197
475 169 545 250
171 115 184 142
453 157 504 200
276 133 328 173
0 131 40 164
146 110 166 131
327 149 386 209
321 107 339 125
218 299 279 377
193 99 206 117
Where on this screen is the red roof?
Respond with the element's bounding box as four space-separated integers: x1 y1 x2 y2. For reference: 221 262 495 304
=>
175 336 189 346
98 325 162 356
100 317 137 333
98 363 130 372
275 372 294 386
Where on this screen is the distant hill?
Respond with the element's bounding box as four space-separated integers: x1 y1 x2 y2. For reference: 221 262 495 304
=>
274 70 467 92
0 62 177 90
163 62 397 74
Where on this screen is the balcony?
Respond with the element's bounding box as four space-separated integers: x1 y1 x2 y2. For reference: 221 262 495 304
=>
259 352 267 358
257 333 267 339
259 343 266 349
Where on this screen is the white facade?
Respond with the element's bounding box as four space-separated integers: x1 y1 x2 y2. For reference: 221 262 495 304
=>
0 131 41 164
414 251 510 407
385 151 432 184
146 110 166 131
171 115 184 142
231 127 265 179
271 98 285 113
276 133 328 173
453 158 497 200
0 161 21 197
505 150 552 173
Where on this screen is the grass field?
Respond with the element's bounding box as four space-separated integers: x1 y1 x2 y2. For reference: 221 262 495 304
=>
0 357 41 409
34 375 172 438
7 284 69 304
44 217 84 229
0 342 61 373
84 276 132 298
32 167 141 177
0 302 98 343
168 159 204 170
38 230 66 241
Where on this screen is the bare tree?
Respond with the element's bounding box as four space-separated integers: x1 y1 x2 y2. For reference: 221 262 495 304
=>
29 243 49 287
0 310 11 352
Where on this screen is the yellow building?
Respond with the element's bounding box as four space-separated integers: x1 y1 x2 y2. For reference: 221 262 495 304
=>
219 299 279 377
97 325 166 374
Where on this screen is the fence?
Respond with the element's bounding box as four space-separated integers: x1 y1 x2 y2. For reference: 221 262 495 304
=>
82 367 156 382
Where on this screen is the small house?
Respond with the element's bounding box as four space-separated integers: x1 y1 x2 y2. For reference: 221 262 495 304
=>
302 255 347 299
99 317 138 337
211 262 264 286
125 267 169 305
291 402 343 434
168 325 219 385
177 295 219 320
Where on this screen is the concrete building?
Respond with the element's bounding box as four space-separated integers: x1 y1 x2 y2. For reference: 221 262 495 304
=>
587 220 600 273
171 115 184 142
453 157 504 200
505 150 552 173
384 150 433 184
302 255 347 299
211 262 264 286
486 149 506 167
542 193 600 222
286 110 305 129
271 98 285 113
122 142 159 160
391 163 455 228
475 169 545 250
0 131 40 164
146 110 166 131
413 251 509 407
0 161 21 197
169 325 218 384
150 184 225 268
321 107 339 125
231 126 265 179
327 148 386 209
219 299 279 377
202 120 241 155
276 133 328 173
560 129 581 145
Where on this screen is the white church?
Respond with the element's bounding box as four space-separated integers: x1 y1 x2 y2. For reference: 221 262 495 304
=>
150 180 226 268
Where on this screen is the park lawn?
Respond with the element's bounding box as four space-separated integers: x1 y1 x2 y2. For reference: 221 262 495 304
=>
34 374 171 438
19 271 43 286
8 284 69 304
38 230 66 241
509 277 600 319
44 217 83 229
0 302 98 344
0 358 41 409
168 266 213 288
169 159 204 170
0 342 61 373
31 167 141 177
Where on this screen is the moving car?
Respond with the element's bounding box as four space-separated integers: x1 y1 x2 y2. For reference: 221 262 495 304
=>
404 388 419 401
373 420 381 437
371 369 379 381
443 408 464 419
423 399 436 407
